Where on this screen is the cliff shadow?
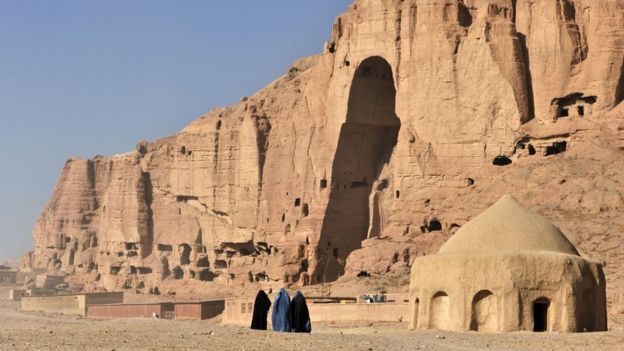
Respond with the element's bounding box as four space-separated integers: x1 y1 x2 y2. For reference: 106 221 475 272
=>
315 56 401 284
616 57 624 106
518 32 536 121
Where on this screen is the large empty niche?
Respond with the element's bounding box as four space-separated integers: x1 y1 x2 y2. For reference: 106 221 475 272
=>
317 56 401 283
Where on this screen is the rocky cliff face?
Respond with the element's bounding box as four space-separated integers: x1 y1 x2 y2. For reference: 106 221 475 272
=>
25 0 624 324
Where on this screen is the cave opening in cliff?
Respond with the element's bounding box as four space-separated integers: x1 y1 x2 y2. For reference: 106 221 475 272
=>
172 266 184 280
317 56 401 283
552 93 597 120
179 244 191 265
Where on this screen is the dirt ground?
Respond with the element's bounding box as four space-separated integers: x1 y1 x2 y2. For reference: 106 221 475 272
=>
1 288 623 351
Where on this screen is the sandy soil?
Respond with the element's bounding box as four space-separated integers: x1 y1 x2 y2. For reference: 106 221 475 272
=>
1 288 622 351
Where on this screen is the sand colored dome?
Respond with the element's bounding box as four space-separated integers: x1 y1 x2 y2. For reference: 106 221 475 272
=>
438 195 579 256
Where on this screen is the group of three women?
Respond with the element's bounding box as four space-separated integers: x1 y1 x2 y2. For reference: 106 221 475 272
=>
250 288 311 333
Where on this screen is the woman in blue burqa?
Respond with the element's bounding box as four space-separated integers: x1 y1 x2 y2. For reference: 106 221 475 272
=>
271 288 291 332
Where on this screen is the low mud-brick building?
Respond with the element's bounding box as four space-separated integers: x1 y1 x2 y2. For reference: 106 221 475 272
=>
409 195 607 333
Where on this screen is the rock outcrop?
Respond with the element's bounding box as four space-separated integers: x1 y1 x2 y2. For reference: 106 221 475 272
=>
24 0 624 324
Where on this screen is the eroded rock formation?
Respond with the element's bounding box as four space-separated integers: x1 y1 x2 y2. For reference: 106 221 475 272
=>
24 0 624 324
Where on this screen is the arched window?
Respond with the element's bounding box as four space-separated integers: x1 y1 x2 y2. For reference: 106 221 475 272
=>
430 291 450 330
470 290 497 332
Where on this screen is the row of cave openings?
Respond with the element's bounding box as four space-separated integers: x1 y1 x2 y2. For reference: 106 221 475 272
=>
277 195 310 236
492 139 568 167
105 238 281 282
177 118 225 157
491 93 597 167
158 243 217 282
414 291 551 333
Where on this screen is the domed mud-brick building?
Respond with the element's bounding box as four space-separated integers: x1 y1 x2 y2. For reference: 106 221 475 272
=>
409 195 607 333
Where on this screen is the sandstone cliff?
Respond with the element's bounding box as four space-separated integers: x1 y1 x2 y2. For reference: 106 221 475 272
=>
25 0 624 325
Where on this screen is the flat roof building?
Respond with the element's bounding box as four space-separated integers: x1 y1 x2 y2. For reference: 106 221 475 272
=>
21 292 124 316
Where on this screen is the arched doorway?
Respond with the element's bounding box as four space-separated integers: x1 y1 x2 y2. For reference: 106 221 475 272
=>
430 291 450 330
317 56 401 283
533 298 550 332
470 290 497 332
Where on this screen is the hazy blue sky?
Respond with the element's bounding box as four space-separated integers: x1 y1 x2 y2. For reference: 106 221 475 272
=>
0 1 351 260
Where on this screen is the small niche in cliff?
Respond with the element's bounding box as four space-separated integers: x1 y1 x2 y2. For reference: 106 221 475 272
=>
158 244 173 252
294 198 301 207
421 219 443 233
68 249 75 266
129 266 137 275
255 272 269 282
176 195 198 203
281 213 286 222
216 120 222 130
161 257 170 278
302 203 309 217
124 243 138 251
179 244 192 265
396 190 401 199
180 146 186 155
320 178 328 190
284 224 292 235
528 144 536 156
172 266 184 280
457 2 473 27
493 156 512 166
428 219 442 232
214 260 228 269
137 267 152 274
545 141 567 156
357 271 371 278
199 269 216 282
110 266 121 276
465 178 475 187
256 242 270 254
197 257 210 268
327 41 336 54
